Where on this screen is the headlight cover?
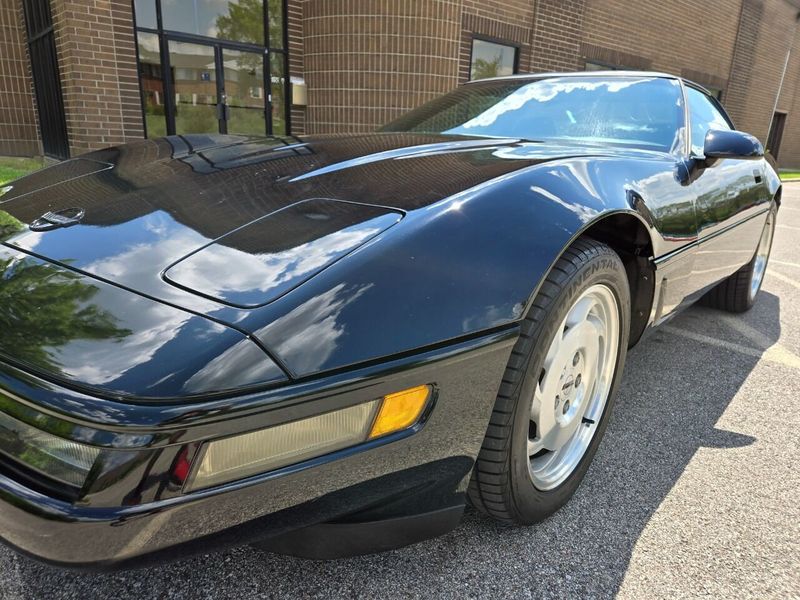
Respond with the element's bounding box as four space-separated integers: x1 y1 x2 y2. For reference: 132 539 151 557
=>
187 400 381 492
186 385 432 492
0 411 100 488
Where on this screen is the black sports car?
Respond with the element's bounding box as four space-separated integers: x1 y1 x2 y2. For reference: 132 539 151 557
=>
0 72 779 569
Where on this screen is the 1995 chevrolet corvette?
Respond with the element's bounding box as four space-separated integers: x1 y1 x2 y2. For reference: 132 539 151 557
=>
0 72 780 569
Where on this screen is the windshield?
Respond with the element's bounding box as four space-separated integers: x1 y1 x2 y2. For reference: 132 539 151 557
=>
382 76 685 153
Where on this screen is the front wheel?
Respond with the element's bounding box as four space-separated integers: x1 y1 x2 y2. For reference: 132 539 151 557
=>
468 237 630 524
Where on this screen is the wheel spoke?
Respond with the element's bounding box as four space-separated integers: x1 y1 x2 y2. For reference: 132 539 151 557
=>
561 320 597 356
527 438 545 456
565 296 595 329
542 315 567 372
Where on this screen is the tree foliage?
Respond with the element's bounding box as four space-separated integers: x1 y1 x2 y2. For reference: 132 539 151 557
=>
0 257 132 373
472 55 504 81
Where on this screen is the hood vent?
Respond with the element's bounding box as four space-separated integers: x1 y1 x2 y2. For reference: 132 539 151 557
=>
164 198 402 308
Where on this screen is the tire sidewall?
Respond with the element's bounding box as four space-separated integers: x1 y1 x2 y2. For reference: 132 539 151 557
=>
508 248 631 523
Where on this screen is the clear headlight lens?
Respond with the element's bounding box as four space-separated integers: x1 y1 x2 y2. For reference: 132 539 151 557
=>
187 385 432 492
0 411 100 488
188 400 381 491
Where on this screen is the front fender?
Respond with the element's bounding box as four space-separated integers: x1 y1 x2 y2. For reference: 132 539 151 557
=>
250 156 668 378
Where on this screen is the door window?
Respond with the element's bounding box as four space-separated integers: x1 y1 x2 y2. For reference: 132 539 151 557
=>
223 49 265 135
269 51 287 135
686 86 732 156
168 41 219 135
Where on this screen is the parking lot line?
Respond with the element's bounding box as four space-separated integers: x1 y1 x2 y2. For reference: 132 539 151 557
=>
767 269 800 290
662 325 800 370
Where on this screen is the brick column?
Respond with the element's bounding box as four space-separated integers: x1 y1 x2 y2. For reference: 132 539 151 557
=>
0 0 40 157
287 0 306 135
50 0 144 156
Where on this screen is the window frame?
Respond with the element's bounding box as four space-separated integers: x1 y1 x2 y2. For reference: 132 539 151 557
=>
132 0 290 138
468 35 520 81
682 81 736 159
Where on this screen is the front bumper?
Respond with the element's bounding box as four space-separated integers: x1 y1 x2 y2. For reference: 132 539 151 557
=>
0 329 515 569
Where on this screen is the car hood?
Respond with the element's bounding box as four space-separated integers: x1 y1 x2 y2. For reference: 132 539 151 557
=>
0 132 565 307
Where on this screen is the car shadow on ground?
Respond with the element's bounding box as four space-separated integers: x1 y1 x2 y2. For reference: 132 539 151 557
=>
1 292 781 599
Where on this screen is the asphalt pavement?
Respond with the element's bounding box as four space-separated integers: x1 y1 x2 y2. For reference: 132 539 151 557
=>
2 187 799 600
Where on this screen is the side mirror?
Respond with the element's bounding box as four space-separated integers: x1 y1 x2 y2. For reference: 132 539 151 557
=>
703 129 764 160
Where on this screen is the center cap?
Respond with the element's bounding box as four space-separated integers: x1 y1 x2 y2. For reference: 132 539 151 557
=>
562 375 575 392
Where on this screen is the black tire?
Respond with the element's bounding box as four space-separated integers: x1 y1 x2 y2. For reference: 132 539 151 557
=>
468 237 630 524
700 206 777 313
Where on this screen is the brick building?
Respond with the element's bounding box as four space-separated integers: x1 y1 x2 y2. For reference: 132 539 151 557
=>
2 0 800 167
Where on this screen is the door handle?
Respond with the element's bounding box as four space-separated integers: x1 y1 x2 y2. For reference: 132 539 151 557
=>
753 169 762 184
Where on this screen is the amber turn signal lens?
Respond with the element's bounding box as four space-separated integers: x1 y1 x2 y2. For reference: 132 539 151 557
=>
369 385 431 439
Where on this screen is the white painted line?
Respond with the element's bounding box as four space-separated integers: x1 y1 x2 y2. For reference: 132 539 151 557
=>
771 260 800 269
662 325 800 370
777 224 800 232
716 313 775 350
767 270 800 290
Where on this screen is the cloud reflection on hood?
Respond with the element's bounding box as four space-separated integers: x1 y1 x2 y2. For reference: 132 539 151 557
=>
256 282 374 375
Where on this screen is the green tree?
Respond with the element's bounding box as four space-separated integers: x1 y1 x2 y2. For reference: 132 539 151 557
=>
216 0 284 48
0 256 132 373
472 55 503 81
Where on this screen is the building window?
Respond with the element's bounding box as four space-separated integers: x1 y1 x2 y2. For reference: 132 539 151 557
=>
585 61 629 71
585 61 613 71
133 0 288 138
470 38 518 81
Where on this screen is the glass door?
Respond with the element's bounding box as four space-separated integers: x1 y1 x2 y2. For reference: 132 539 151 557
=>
221 48 266 135
167 40 221 135
165 37 284 137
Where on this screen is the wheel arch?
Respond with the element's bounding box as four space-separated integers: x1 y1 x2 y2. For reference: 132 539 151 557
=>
580 212 656 347
528 210 657 348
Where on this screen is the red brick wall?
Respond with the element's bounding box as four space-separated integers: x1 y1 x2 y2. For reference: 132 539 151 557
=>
723 0 799 144
0 0 40 157
458 12 534 83
529 0 586 72
302 0 462 133
774 25 800 168
582 0 740 78
50 0 144 156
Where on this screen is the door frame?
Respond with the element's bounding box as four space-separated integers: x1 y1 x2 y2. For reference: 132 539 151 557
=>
134 0 289 138
162 33 272 137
